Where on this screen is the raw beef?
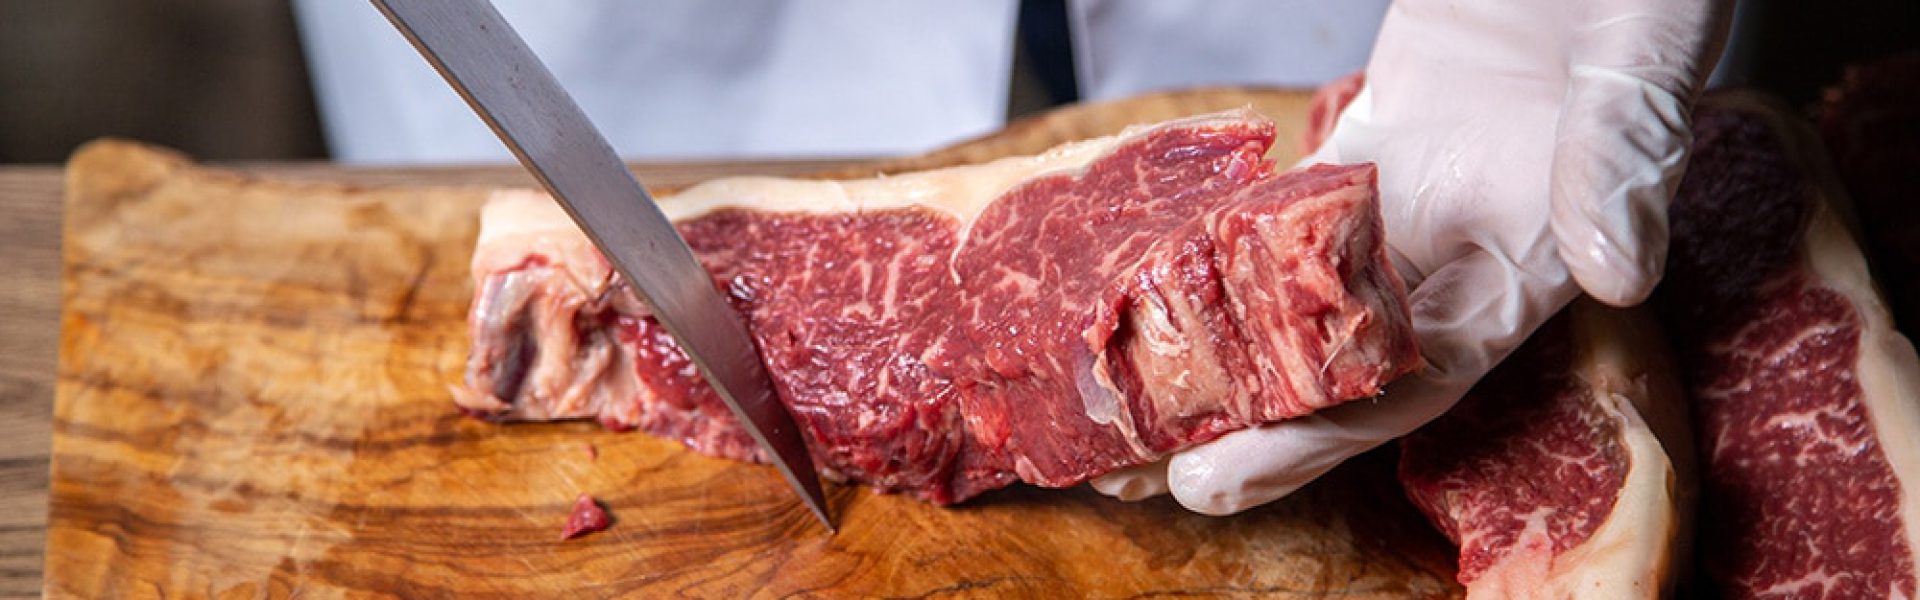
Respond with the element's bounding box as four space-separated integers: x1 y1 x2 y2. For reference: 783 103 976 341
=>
1299 71 1364 157
457 110 1422 504
1818 51 1920 333
1655 91 1920 598
560 494 610 541
1400 299 1695 599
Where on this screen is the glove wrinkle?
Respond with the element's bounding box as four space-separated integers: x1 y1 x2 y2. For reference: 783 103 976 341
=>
1550 63 1691 306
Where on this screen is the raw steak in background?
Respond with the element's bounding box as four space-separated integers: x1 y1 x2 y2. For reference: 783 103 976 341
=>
1299 71 1364 159
1818 51 1920 335
458 110 1421 504
1655 90 1920 598
1400 299 1695 599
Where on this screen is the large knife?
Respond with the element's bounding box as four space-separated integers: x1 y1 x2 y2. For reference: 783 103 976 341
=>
372 0 833 531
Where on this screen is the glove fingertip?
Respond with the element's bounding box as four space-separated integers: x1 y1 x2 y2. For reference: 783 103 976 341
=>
1166 457 1265 517
1548 71 1685 308
1089 463 1170 502
1563 240 1665 307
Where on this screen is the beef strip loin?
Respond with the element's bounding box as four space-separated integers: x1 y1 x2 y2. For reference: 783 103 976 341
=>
1655 91 1920 598
1400 299 1695 599
457 110 1422 504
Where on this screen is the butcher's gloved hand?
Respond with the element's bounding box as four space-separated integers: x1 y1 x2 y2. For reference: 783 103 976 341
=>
1091 0 1731 514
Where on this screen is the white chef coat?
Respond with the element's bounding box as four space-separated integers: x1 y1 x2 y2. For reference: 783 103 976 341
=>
1070 0 1386 100
293 1 1388 163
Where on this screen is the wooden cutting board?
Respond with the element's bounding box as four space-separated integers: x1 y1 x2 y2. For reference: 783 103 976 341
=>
47 88 1462 598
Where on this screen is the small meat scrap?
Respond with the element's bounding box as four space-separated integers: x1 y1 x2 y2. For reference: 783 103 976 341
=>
560 493 610 540
583 443 598 461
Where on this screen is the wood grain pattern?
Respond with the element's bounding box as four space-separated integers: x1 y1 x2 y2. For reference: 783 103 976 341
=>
47 88 1462 598
0 166 63 600
2 161 868 600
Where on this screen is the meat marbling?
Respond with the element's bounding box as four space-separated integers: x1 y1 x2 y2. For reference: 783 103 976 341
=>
457 110 1421 503
1655 91 1920 598
1400 299 1695 599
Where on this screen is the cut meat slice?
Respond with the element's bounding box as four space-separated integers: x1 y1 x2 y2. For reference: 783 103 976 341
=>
457 110 1422 504
1655 91 1920 598
1399 299 1695 599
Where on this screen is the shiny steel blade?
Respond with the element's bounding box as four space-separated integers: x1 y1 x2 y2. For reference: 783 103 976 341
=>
373 0 832 531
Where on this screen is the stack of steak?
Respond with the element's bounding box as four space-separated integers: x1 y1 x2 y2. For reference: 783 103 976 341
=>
458 60 1920 597
1394 91 1920 599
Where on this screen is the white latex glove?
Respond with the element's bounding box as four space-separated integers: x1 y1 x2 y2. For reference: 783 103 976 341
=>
1092 0 1731 514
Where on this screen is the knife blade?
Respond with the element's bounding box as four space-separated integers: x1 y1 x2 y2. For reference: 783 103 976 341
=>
371 0 833 532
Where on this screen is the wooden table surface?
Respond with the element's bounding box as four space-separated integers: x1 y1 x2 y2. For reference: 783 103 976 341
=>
0 158 862 599
2 165 62 600
9 89 1340 597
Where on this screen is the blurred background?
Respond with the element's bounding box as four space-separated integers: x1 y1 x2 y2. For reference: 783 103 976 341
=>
0 0 326 163
1 0 1915 165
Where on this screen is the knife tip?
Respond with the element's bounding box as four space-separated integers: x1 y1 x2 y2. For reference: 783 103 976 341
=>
806 499 837 535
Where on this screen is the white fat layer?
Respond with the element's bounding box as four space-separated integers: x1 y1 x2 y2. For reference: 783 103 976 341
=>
1468 300 1687 600
661 109 1257 223
1078 350 1124 427
472 192 609 289
1800 197 1920 581
472 109 1261 292
476 109 1259 243
662 141 1106 224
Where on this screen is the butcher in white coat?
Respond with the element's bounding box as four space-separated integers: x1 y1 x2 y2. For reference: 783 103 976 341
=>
293 1 1388 161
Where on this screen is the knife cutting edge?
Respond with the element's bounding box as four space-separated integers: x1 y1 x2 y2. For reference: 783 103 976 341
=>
371 0 834 532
